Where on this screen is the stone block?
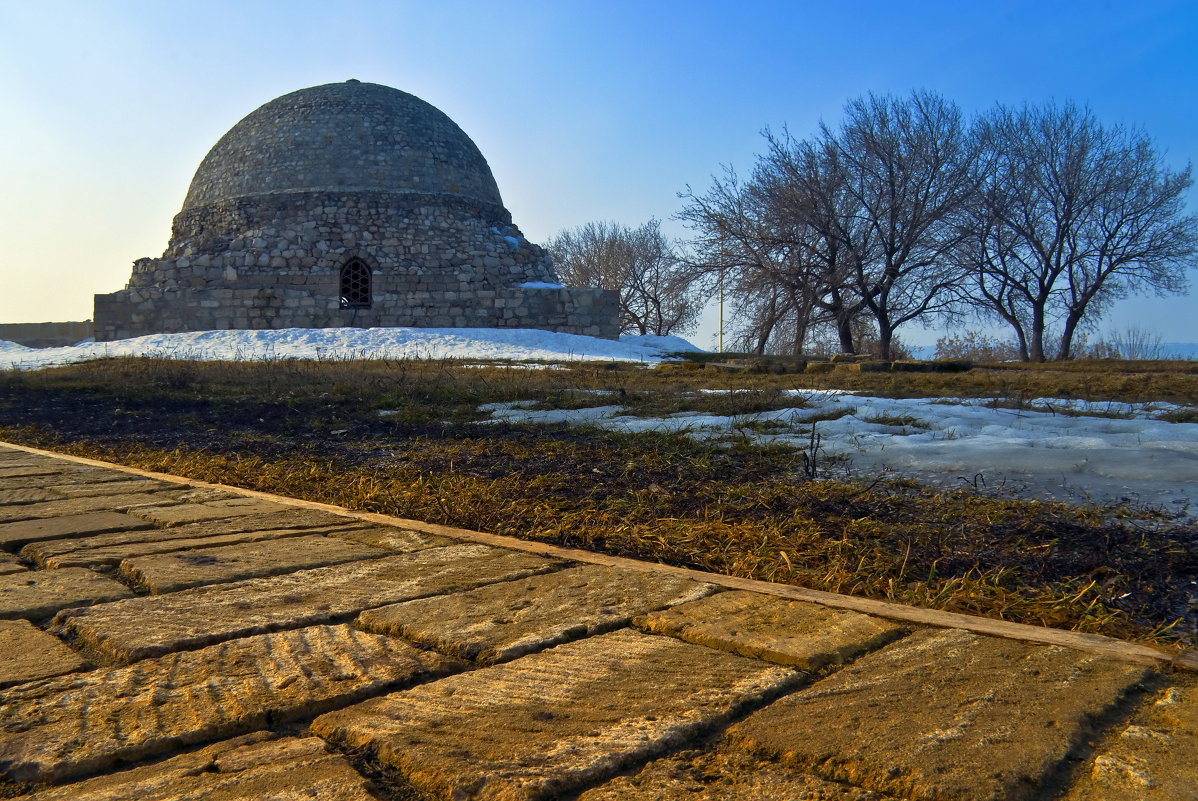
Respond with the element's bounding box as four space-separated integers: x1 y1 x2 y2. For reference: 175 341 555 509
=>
727 628 1150 801
633 590 907 670
0 624 458 785
312 628 802 801
358 564 715 664
0 493 184 525
46 478 178 498
0 466 75 480
577 747 888 801
0 553 25 576
119 534 390 593
125 497 292 527
0 620 88 688
0 512 154 555
26 519 377 569
53 545 562 663
0 568 134 621
21 733 379 801
0 489 64 506
330 525 455 552
1060 677 1198 801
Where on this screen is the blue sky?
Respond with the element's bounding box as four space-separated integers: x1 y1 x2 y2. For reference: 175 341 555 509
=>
1 0 1196 347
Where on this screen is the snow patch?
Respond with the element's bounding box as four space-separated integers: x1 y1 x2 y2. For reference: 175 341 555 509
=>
479 390 1198 511
0 327 700 370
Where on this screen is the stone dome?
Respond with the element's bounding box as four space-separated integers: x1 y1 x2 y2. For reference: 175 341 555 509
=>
181 80 504 212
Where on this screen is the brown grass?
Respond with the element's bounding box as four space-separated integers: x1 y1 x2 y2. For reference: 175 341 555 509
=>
0 356 1194 646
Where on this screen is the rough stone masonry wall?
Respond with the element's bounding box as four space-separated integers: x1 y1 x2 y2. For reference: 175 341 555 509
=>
94 191 618 341
0 321 93 348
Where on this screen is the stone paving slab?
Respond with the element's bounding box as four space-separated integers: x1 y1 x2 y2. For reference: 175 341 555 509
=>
0 489 64 506
577 746 893 801
312 628 803 801
726 628 1150 801
0 624 459 785
0 620 89 688
358 563 716 664
0 568 134 621
126 497 294 527
1061 677 1198 801
633 590 909 670
0 466 79 480
23 732 378 801
0 468 156 490
0 493 186 524
0 511 156 552
331 524 456 551
53 545 562 663
46 478 179 498
0 553 26 576
30 523 379 570
21 509 372 567
119 534 391 593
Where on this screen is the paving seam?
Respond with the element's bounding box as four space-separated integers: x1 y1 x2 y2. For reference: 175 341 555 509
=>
4 439 1194 672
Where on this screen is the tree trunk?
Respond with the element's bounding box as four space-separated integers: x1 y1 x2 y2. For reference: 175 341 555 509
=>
877 320 894 361
1028 306 1047 363
1057 311 1084 361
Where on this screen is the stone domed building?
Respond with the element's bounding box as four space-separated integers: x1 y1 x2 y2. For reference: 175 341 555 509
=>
93 80 617 341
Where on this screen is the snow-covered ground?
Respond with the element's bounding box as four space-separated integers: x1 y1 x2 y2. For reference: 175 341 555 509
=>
0 327 699 369
482 390 1198 514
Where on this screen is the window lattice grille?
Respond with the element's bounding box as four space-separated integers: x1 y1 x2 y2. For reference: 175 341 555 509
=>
340 260 372 309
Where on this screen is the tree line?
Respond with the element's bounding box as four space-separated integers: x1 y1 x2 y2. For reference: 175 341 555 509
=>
548 91 1198 361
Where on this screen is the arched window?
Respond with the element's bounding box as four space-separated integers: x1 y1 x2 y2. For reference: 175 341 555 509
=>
340 260 372 309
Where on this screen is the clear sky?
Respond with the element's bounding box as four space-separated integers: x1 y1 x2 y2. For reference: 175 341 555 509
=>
1 0 1196 347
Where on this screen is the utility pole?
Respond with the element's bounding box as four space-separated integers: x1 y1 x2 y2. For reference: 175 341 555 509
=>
718 266 724 354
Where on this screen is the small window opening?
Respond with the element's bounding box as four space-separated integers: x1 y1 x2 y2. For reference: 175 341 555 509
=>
340 260 372 309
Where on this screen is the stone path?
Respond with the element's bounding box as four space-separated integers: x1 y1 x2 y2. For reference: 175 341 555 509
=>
0 442 1193 800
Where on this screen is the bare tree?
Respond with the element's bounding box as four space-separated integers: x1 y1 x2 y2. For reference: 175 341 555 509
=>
753 130 870 353
677 167 842 354
817 91 979 360
963 103 1198 361
547 219 700 336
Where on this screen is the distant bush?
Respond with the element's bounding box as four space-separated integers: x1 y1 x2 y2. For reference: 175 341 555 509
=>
934 331 1020 362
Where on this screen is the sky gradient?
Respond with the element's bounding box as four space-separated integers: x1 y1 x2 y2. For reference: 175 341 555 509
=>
1 0 1195 347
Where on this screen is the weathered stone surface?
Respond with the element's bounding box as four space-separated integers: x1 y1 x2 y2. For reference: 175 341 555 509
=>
0 624 458 785
0 568 133 620
331 524 456 551
312 628 802 801
0 493 183 524
1061 677 1198 801
0 469 145 490
24 732 378 801
22 509 368 567
633 590 907 670
0 466 77 480
727 628 1150 801
0 620 88 688
46 478 178 498
0 512 155 551
359 564 714 664
126 497 292 526
53 545 561 663
0 553 25 576
577 747 891 801
120 534 390 593
0 489 64 506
